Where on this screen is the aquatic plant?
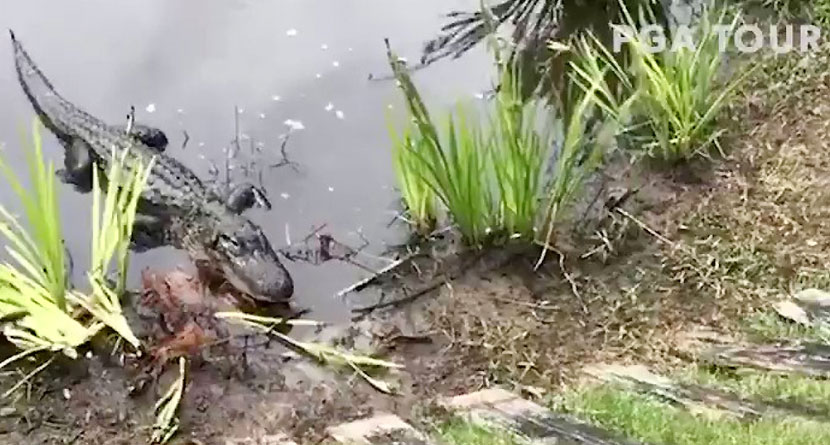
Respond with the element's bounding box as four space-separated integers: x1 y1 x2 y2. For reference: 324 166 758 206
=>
0 122 150 374
489 60 554 239
388 117 438 235
600 0 750 162
386 41 495 245
0 121 67 310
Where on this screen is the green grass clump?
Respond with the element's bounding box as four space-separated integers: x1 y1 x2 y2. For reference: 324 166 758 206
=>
435 418 523 445
0 122 151 368
386 35 613 246
688 367 830 416
554 384 830 445
588 0 750 163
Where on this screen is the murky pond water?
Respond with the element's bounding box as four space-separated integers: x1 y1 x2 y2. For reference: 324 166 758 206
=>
0 0 493 324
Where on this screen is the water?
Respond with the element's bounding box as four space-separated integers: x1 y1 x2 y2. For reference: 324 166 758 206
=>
0 0 494 323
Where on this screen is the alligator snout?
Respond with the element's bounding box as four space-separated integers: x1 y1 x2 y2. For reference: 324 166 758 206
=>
212 222 294 303
219 249 294 303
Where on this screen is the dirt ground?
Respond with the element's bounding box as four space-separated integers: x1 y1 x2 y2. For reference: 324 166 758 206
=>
4 44 830 445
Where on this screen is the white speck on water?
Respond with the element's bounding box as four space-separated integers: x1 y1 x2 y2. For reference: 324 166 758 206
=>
198 141 205 147
280 192 290 200
238 108 244 114
286 28 298 37
397 56 408 63
283 119 305 131
176 108 184 114
259 113 266 119
324 102 334 112
63 388 71 400
321 44 329 50
240 133 250 140
335 110 345 119
315 73 322 79
271 95 281 101
85 351 93 359
332 61 340 67
387 104 394 110
395 80 402 87
198 154 206 160
474 92 485 99
327 186 334 192
145 103 156 113
348 47 353 52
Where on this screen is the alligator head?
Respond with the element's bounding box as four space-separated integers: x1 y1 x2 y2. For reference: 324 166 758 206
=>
180 210 293 303
207 218 294 303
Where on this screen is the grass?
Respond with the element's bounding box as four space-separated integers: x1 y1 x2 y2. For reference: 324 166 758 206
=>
386 32 615 246
584 0 750 162
0 120 67 310
0 122 151 370
554 384 830 445
687 367 830 416
434 418 523 445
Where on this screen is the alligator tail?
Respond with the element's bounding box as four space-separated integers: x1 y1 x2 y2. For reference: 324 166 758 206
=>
9 30 86 142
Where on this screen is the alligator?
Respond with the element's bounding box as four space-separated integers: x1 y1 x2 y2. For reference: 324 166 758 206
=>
9 30 294 303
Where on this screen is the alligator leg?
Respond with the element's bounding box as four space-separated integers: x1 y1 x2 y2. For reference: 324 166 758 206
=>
224 183 272 214
129 124 169 151
56 138 94 193
130 213 169 252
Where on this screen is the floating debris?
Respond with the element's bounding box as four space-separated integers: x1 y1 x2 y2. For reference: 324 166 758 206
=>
198 142 205 147
315 73 322 79
321 44 329 50
328 186 335 192
176 108 184 114
285 28 298 37
280 192 290 200
283 119 305 131
348 47 353 52
335 110 345 120
474 92 485 99
325 102 334 112
146 103 156 113
271 94 282 101
259 113 266 119
387 104 394 110
332 61 340 68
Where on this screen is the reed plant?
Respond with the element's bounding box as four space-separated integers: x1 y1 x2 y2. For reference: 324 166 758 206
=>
386 40 495 245
0 122 151 371
388 118 438 235
606 0 749 162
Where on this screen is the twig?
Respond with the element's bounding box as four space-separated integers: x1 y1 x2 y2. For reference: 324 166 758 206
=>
351 278 447 315
554 248 589 316
269 133 299 172
2 354 57 399
335 252 418 299
614 207 675 247
181 130 190 150
126 105 136 134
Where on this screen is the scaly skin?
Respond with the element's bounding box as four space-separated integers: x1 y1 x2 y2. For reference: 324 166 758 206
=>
9 30 293 302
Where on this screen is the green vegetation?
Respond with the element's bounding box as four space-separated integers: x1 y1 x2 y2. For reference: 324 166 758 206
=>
554 385 830 445
434 419 522 445
586 0 749 162
386 36 615 246
688 368 830 415
0 123 151 369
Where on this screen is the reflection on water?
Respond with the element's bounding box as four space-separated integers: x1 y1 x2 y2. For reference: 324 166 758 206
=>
0 0 493 324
